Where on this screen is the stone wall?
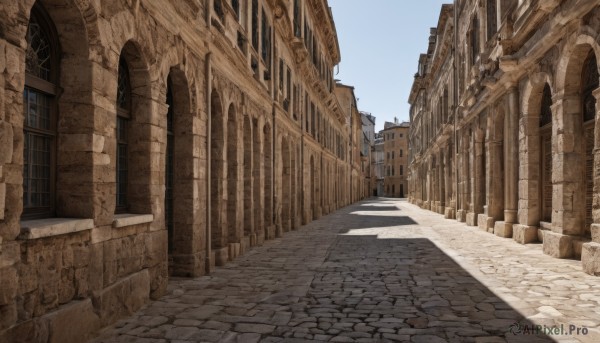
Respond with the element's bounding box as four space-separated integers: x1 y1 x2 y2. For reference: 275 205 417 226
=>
0 0 367 341
408 0 600 276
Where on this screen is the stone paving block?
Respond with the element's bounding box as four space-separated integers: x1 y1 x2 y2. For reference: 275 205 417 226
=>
90 200 598 343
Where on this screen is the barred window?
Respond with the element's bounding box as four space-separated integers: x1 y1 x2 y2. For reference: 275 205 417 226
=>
23 5 59 219
116 57 131 212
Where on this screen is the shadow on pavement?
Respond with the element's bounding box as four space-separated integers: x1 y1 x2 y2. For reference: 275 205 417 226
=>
311 234 557 342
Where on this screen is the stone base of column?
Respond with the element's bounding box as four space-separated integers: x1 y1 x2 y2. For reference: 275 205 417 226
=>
170 253 207 278
249 233 257 246
542 231 574 258
477 215 494 232
444 207 455 219
241 236 250 254
265 225 276 240
456 210 466 222
228 242 241 260
494 221 513 238
591 224 600 242
466 212 478 227
513 225 539 244
423 201 431 210
582 242 600 276
213 247 229 266
437 205 445 215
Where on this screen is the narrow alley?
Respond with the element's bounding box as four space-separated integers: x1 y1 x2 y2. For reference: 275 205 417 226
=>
91 199 600 343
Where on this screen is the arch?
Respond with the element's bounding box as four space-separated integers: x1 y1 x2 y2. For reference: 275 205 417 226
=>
165 68 194 276
115 40 153 215
554 38 600 238
22 3 61 219
226 103 241 248
520 75 555 229
21 1 100 220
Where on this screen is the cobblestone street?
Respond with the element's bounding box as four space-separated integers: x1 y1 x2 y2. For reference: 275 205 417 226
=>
91 199 600 343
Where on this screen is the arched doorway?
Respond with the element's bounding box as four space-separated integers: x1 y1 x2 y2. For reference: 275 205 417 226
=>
540 83 553 224
165 69 194 276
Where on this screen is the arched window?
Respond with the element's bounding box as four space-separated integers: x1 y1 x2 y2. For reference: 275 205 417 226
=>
23 4 60 219
582 52 599 123
116 57 131 212
540 83 552 127
486 0 497 41
470 16 480 64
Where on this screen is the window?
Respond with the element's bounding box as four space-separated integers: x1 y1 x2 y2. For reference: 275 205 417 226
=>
293 0 301 37
251 0 258 49
400 165 403 176
23 5 59 219
392 166 395 176
231 0 240 18
471 16 480 64
400 149 403 157
392 151 394 159
214 0 224 20
582 52 598 123
540 84 552 127
399 133 403 138
279 59 284 91
116 57 131 212
261 9 271 67
486 0 497 41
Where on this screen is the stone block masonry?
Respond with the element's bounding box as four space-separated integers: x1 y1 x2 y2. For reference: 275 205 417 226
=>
0 0 367 341
407 0 600 277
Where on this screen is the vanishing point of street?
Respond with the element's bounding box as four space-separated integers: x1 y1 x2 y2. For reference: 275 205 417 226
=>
91 199 600 343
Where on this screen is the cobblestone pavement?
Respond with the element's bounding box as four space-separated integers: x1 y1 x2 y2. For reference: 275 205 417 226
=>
91 199 600 343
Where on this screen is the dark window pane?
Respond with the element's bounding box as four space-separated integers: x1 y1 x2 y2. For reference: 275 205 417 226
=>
26 15 52 81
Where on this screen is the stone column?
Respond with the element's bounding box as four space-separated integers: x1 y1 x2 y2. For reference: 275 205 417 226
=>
544 94 581 258
495 88 519 237
439 151 445 214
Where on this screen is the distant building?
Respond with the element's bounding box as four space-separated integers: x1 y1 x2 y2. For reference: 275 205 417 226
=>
372 132 385 196
382 120 410 198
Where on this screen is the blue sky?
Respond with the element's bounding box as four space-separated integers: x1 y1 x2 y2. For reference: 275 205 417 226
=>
329 0 450 132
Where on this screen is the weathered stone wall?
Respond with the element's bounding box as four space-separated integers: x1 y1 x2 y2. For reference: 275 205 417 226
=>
408 0 600 276
0 0 366 341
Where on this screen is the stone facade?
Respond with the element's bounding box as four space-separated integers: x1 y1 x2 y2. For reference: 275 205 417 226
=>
383 122 409 198
0 0 366 341
408 0 600 275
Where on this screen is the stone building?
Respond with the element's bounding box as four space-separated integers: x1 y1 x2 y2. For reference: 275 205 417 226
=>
408 0 600 276
361 112 376 197
334 82 366 202
372 132 385 196
383 121 409 197
0 0 366 341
